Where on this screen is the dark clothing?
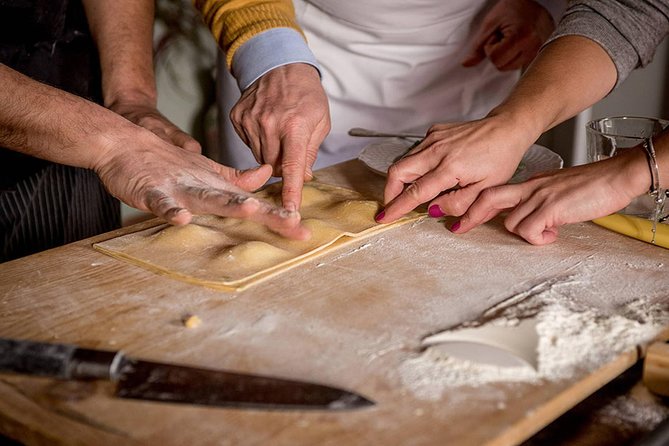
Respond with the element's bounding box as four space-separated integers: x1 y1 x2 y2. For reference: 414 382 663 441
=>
0 164 120 260
0 0 120 262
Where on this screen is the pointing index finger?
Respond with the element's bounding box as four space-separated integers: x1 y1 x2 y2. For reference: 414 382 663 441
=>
381 170 459 223
280 131 310 211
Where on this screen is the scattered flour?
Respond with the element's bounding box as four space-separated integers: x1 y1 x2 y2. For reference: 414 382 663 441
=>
316 242 374 267
399 294 669 401
594 394 669 432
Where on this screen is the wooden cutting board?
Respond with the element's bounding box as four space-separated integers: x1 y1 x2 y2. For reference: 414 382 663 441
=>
0 160 667 446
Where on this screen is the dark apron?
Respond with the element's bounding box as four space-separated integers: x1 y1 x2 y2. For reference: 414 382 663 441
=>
0 0 120 262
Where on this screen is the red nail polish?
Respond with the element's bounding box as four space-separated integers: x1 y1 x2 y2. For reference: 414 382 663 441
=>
428 205 445 218
375 211 385 222
450 221 461 232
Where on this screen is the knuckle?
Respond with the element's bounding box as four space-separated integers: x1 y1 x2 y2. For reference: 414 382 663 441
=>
240 109 256 127
478 187 499 204
282 187 300 198
504 219 515 233
258 113 277 129
235 201 257 218
449 200 470 217
387 163 403 181
282 118 309 135
147 193 176 215
230 106 242 123
404 181 424 200
322 119 332 134
425 124 440 136
282 163 303 176
443 193 475 217
421 132 437 147
186 141 202 153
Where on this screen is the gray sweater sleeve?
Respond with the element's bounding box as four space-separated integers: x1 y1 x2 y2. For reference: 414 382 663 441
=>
545 0 669 88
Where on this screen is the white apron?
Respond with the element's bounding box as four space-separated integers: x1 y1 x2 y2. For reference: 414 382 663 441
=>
217 0 519 171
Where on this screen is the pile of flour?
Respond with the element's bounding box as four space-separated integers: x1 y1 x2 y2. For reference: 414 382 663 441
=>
398 294 669 401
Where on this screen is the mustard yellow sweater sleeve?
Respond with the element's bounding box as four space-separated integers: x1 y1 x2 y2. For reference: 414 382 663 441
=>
194 0 305 68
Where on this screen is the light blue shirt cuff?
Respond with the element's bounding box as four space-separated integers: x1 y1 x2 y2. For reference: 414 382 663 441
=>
231 28 321 91
533 0 567 25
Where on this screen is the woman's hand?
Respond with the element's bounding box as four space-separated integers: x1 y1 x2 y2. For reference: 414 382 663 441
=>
377 116 534 223
451 147 651 245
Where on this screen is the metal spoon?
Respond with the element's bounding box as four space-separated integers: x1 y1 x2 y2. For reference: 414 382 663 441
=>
348 127 424 139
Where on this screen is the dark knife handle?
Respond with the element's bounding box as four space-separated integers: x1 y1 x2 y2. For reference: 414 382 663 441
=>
0 338 123 381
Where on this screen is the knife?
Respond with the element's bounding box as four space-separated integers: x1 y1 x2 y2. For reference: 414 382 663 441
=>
0 338 373 410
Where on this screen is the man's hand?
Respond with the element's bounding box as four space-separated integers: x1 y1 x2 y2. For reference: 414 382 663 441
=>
109 101 202 153
230 63 330 212
93 129 311 240
462 0 555 71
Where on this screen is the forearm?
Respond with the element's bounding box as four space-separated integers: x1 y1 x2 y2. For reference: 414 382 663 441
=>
195 0 319 90
0 64 138 170
195 0 301 65
82 0 157 108
489 35 617 141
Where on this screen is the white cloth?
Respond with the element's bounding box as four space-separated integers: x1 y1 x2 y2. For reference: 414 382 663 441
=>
217 0 519 171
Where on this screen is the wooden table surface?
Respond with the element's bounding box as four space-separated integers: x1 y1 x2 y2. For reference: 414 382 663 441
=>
1 160 667 446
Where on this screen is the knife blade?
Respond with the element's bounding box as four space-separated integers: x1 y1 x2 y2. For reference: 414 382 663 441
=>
0 338 373 410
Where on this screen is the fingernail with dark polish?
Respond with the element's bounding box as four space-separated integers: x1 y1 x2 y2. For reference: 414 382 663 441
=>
428 205 445 218
450 221 461 232
375 211 385 222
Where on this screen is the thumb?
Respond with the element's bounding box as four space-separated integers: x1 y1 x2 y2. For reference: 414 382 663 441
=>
171 130 202 154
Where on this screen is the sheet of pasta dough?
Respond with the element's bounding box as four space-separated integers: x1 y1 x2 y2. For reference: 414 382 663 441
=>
94 182 424 291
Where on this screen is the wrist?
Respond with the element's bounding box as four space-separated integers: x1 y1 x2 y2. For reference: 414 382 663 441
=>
231 28 321 91
485 106 544 154
615 145 653 200
105 89 157 112
87 114 147 173
269 62 320 80
247 62 321 91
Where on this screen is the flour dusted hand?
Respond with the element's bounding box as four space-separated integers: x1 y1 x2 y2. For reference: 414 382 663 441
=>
93 129 310 240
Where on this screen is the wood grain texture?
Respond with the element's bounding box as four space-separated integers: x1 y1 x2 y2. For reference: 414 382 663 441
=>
0 160 668 446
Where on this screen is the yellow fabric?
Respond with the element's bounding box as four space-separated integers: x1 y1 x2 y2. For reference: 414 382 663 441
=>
592 214 669 249
194 0 304 68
